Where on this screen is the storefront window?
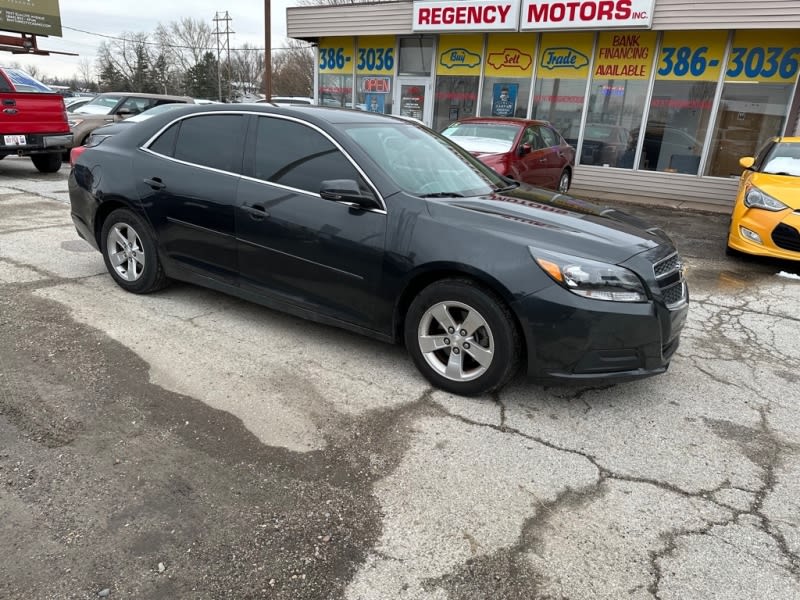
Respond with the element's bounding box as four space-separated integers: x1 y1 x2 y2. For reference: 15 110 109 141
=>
318 37 355 108
532 33 593 149
355 37 395 114
480 33 536 118
705 31 800 177
399 37 434 76
583 31 657 168
433 34 483 131
637 31 726 174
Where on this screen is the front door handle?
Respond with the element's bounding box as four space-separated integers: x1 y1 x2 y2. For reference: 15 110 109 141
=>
2 98 15 106
143 177 166 190
242 204 270 220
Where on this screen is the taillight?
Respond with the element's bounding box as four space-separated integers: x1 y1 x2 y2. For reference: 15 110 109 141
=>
69 145 87 166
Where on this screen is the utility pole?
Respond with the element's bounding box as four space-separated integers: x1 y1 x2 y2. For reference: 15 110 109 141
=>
264 0 272 100
213 11 234 102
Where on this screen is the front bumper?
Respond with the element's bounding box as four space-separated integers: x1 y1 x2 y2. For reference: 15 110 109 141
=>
513 279 688 384
728 208 800 261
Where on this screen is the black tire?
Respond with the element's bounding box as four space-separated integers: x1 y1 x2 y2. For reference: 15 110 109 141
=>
100 208 168 294
404 279 521 396
31 152 62 173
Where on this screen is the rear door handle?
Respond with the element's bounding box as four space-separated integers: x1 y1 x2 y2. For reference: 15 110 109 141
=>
242 204 270 220
143 177 166 190
3 108 18 115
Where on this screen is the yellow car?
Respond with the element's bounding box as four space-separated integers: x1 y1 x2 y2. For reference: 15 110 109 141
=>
727 137 800 261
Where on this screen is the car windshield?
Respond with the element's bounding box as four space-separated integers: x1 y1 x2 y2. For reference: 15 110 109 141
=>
761 142 800 177
343 122 505 197
440 123 519 154
74 95 123 115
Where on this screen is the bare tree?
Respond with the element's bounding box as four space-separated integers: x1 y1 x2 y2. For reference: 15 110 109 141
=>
230 44 265 97
95 32 158 92
77 58 95 90
153 18 215 74
272 40 314 97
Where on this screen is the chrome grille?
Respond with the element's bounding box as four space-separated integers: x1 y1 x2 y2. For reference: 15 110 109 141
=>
653 252 687 309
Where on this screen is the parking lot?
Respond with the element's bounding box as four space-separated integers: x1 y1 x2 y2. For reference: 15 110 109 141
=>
1 156 799 599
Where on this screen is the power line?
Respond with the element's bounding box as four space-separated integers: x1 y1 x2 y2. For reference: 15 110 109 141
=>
62 25 311 52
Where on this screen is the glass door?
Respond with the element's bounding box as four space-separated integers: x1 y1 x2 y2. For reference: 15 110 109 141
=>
394 78 432 126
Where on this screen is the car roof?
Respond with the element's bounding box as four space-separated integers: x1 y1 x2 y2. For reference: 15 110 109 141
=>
448 117 551 127
95 91 194 102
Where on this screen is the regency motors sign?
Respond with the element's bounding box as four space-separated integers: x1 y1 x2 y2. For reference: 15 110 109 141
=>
414 0 520 32
0 0 62 36
413 0 654 32
520 0 654 30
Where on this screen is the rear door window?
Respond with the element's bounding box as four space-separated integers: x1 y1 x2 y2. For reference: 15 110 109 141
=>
171 114 246 173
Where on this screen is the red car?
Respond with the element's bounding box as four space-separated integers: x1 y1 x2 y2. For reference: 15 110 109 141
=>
441 117 575 193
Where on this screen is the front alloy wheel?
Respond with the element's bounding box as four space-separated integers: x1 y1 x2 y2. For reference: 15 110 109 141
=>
405 279 521 396
417 301 494 383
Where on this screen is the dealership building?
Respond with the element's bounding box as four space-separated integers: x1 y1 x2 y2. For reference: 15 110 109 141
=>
286 0 800 208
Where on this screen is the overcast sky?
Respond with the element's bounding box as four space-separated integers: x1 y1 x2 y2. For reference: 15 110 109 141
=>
8 0 300 81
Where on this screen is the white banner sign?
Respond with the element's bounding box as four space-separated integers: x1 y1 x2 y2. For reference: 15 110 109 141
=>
413 0 521 32
519 0 655 30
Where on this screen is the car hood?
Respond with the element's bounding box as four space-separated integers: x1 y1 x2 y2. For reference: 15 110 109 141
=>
750 173 800 209
433 184 671 264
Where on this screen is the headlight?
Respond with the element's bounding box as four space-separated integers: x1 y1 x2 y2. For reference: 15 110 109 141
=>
744 186 788 211
530 248 648 302
68 118 84 128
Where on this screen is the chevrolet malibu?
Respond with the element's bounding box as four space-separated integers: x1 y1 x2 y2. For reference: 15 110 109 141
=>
68 105 688 396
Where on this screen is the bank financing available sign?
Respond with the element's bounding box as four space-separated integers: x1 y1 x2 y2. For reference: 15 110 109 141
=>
520 0 654 30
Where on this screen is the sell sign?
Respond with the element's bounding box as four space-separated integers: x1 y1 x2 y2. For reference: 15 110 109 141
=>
414 0 520 32
520 0 654 30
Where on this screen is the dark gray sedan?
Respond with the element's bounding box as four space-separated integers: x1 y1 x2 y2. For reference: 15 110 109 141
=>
68 104 688 396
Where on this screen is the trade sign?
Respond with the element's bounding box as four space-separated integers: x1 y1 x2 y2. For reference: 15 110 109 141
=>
537 32 594 79
520 0 654 31
414 0 520 32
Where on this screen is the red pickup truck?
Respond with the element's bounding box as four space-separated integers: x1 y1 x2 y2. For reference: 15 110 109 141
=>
0 66 72 173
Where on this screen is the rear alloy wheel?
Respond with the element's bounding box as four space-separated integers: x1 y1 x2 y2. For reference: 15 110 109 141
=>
31 152 62 173
558 171 571 193
404 279 521 396
101 208 168 294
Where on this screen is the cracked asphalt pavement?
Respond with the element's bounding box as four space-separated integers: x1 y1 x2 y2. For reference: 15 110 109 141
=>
1 156 799 599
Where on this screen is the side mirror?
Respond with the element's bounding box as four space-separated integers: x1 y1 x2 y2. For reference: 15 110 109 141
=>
319 179 380 210
739 156 755 170
518 143 532 156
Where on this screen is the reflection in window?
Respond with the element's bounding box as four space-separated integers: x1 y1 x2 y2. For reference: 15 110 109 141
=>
641 81 716 174
532 78 588 149
319 73 353 108
705 82 794 178
583 79 649 168
398 37 434 76
433 76 479 132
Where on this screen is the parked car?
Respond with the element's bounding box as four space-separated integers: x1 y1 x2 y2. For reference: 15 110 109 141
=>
441 117 576 193
70 103 197 165
67 92 194 156
0 66 72 173
65 96 95 113
567 123 629 167
727 137 800 261
68 105 688 396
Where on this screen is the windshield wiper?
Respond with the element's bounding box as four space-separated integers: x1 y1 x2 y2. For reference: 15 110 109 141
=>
765 171 797 177
420 192 465 198
492 181 520 193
